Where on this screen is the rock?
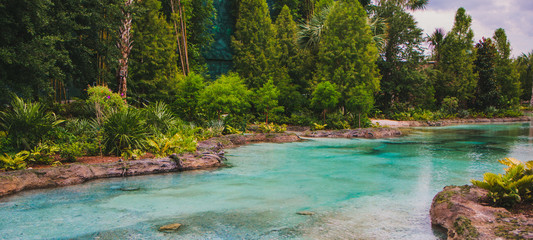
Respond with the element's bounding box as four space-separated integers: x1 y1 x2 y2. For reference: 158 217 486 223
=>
296 211 315 216
430 185 533 240
158 223 182 231
301 128 402 139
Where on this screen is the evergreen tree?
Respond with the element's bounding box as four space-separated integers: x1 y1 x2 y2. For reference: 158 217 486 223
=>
435 8 477 107
274 5 306 115
493 28 520 108
373 1 433 112
232 0 279 89
516 51 533 105
474 38 500 109
129 0 180 103
315 0 380 116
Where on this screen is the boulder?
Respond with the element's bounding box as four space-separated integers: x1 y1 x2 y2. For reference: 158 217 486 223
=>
430 185 533 239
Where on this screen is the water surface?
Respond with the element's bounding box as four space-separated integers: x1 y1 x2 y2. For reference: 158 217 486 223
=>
1 123 532 239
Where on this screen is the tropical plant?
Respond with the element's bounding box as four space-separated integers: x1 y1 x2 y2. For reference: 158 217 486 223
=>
120 149 145 160
0 151 29 170
472 158 533 207
27 144 60 165
256 123 287 133
59 142 84 162
312 123 327 130
146 133 197 157
102 108 150 155
0 97 63 150
143 101 177 134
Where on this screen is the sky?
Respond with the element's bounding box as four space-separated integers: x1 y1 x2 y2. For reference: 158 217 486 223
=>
410 0 533 57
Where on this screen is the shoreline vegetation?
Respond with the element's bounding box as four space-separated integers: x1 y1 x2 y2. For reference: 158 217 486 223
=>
1 117 531 198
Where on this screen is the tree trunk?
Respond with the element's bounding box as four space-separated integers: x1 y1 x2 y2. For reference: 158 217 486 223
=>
530 82 533 106
117 0 134 100
170 0 186 76
266 111 269 125
323 109 326 125
358 113 361 128
177 0 190 75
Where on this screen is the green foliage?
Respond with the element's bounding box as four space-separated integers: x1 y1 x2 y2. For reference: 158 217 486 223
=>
232 0 279 89
434 8 477 107
492 29 521 108
373 1 432 112
0 97 63 150
315 0 380 116
199 73 252 120
59 142 83 162
0 151 29 171
87 86 126 115
120 148 146 160
441 97 459 116
256 123 287 133
130 0 180 102
471 158 533 208
143 101 178 134
311 81 340 123
255 79 283 124
474 38 501 109
102 108 150 155
173 73 206 122
146 133 197 157
27 144 60 165
312 123 327 130
224 125 243 135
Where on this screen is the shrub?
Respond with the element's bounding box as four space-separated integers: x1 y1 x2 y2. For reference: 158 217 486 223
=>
102 108 150 155
257 123 287 133
143 101 177 134
146 133 197 157
27 144 60 165
311 123 327 130
0 151 29 170
471 158 533 208
0 97 63 150
120 149 145 160
87 86 126 124
59 142 84 162
441 97 459 116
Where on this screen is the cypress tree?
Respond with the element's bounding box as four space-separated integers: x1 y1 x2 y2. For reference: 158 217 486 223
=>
315 0 380 117
232 0 279 90
129 0 180 103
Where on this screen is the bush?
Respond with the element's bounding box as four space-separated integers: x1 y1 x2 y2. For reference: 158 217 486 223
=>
441 97 459 116
27 144 60 165
102 108 150 155
257 123 287 133
59 142 84 162
146 133 197 157
471 158 533 208
143 101 177 134
0 151 29 170
0 97 63 150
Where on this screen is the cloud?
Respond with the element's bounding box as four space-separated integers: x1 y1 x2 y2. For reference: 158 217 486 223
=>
411 0 533 56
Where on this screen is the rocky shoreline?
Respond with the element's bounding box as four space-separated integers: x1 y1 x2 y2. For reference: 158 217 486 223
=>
430 185 533 239
301 127 402 138
0 133 301 198
372 116 531 128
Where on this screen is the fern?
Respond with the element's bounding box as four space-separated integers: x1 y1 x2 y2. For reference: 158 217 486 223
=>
472 159 533 207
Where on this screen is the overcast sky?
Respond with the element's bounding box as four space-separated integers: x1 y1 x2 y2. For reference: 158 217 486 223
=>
410 0 533 57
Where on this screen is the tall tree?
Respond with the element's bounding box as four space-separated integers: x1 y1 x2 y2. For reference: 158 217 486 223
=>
199 73 252 120
129 0 180 103
493 28 520 108
373 1 433 112
255 79 282 124
315 0 380 117
435 7 477 107
473 38 500 109
232 0 279 89
516 52 533 105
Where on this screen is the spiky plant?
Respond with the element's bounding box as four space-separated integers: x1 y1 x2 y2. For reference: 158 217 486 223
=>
0 97 63 150
143 101 177 134
102 108 150 155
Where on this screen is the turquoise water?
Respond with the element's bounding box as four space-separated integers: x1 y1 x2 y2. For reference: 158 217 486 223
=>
1 123 532 239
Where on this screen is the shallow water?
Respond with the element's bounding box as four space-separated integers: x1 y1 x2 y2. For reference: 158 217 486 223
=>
1 123 533 239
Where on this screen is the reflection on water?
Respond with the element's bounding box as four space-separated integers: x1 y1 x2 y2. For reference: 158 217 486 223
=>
0 123 532 239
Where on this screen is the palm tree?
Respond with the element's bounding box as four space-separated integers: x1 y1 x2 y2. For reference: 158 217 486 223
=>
427 28 445 63
117 0 134 99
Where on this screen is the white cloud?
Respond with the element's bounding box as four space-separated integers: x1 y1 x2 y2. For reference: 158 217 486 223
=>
410 1 533 57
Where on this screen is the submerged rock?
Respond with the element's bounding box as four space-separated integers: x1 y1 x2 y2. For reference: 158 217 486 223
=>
430 185 533 239
158 223 182 231
296 211 315 216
